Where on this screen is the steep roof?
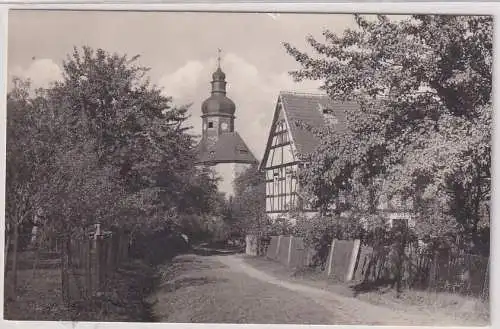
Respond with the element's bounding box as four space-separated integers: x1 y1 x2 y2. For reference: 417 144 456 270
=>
196 131 258 165
260 91 360 170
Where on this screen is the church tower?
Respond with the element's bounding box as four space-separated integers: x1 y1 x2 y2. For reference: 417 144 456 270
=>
195 50 257 197
201 56 236 149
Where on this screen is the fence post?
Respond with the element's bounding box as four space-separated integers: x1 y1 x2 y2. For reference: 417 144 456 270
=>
116 233 120 267
346 239 361 282
123 232 128 262
327 239 336 277
84 237 92 299
112 234 118 269
117 232 123 264
287 236 293 267
275 235 282 259
429 252 438 292
109 235 115 271
106 236 113 277
121 233 126 262
60 235 70 305
481 260 490 300
95 233 104 293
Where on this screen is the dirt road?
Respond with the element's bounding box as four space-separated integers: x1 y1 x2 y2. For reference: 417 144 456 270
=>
151 252 482 325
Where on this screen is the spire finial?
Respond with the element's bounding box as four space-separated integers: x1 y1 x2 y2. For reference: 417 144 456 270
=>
217 48 222 69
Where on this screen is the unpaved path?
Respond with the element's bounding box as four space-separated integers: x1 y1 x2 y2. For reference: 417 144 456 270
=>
151 252 478 325
219 254 476 326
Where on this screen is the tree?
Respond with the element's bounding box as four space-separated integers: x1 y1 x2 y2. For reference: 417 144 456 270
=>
5 79 54 292
5 47 224 294
37 46 215 236
230 164 268 237
284 15 492 253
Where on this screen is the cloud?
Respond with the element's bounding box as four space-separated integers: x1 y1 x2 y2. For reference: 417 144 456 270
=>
8 53 320 164
158 60 205 100
157 52 321 161
9 58 63 90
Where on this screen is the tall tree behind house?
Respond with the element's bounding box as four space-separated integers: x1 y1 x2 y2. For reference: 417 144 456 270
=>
283 15 491 253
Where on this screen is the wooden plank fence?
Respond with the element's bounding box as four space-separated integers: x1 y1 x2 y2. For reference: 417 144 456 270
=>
38 229 131 305
264 235 315 269
257 235 489 299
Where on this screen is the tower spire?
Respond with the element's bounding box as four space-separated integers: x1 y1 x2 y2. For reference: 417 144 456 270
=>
211 48 226 93
217 48 222 69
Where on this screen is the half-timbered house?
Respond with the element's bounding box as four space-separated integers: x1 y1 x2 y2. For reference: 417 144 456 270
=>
259 92 356 221
259 91 412 226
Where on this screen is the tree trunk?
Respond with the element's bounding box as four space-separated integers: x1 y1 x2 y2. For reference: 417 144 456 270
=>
85 237 92 299
395 220 409 297
11 223 19 296
31 242 41 278
4 228 11 271
61 235 71 305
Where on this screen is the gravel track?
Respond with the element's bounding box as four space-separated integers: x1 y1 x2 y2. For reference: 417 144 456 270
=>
151 253 481 325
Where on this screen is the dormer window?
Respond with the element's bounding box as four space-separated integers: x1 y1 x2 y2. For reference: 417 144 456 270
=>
318 103 329 114
318 103 338 125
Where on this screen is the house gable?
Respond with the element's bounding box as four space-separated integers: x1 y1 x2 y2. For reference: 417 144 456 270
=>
260 91 361 216
260 97 299 213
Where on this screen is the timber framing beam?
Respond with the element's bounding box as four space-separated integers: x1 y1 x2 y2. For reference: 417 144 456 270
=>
263 161 300 171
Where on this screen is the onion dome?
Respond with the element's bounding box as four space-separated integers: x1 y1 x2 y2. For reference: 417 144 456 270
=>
201 52 235 115
212 67 226 81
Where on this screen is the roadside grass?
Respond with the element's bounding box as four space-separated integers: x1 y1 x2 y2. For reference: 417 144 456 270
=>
4 268 66 321
242 255 354 295
354 288 489 325
4 258 157 322
242 255 489 326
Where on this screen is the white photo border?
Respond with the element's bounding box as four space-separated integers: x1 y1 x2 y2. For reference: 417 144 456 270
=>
0 2 497 329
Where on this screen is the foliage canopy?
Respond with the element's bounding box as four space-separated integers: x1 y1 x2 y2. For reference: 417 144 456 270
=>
284 15 492 252
6 47 222 243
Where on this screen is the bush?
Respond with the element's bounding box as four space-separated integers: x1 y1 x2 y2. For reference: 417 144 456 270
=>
129 228 190 266
294 214 339 268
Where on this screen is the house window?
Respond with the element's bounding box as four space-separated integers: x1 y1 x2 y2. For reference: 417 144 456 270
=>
208 122 214 128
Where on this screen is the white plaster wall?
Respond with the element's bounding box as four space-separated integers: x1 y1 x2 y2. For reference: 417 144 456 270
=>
214 162 252 198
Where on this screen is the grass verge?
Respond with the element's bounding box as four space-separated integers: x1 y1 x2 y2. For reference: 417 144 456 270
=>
243 255 489 326
4 259 158 322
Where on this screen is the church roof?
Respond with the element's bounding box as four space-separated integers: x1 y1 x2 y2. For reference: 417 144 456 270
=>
196 131 258 165
260 91 360 170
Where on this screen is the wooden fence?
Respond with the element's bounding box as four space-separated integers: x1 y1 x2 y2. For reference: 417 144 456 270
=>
61 230 130 304
5 229 131 305
258 235 489 299
264 235 315 269
352 244 489 299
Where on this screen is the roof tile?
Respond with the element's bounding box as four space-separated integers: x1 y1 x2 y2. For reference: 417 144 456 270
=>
196 132 258 165
279 91 359 157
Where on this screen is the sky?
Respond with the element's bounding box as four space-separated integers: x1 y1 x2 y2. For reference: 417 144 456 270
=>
8 10 359 160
